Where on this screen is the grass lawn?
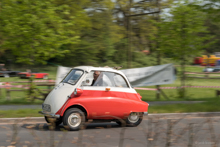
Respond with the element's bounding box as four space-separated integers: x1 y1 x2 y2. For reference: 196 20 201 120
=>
0 109 42 118
148 98 220 113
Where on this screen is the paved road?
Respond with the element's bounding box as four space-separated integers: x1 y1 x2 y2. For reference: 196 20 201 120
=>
0 113 219 147
0 101 205 110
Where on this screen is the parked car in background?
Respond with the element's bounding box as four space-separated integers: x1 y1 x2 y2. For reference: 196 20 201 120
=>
0 70 21 78
212 67 220 72
203 67 220 72
18 71 49 79
39 66 149 131
203 67 214 72
0 63 20 77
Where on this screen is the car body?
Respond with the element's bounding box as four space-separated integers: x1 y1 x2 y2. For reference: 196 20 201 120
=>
203 67 214 72
0 70 21 77
212 67 220 72
18 72 49 79
203 67 220 72
39 66 149 130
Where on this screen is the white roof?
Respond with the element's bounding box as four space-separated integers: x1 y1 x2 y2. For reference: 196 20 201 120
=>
73 66 125 76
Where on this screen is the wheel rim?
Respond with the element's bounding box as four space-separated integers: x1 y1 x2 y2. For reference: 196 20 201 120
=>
128 112 139 123
68 113 81 128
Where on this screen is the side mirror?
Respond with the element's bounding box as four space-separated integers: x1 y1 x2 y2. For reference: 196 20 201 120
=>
73 88 83 97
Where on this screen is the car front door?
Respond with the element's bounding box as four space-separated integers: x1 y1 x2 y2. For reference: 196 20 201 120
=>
80 71 137 119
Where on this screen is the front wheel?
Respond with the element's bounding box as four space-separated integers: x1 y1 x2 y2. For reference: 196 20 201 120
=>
126 112 143 127
63 108 85 131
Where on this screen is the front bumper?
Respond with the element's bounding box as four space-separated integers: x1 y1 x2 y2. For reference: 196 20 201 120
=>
144 112 148 115
38 111 60 118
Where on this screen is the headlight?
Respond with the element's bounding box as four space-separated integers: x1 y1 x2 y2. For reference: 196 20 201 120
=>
42 104 51 112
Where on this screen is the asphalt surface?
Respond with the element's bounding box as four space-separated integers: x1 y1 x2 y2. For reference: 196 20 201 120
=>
0 113 220 147
0 101 205 110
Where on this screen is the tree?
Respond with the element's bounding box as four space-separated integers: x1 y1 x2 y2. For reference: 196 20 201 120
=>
192 0 220 54
54 0 125 67
160 0 212 97
0 0 89 65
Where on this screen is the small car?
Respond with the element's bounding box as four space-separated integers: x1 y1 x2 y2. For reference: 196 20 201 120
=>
18 72 49 79
0 70 21 78
39 66 149 131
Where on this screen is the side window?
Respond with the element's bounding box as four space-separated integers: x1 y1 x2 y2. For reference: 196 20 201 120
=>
81 71 94 86
93 72 113 87
81 71 129 88
114 74 129 88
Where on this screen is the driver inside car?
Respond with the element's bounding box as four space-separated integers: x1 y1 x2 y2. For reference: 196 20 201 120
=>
91 71 101 86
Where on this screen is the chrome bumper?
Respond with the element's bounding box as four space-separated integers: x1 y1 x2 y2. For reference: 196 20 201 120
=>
144 112 148 115
38 111 60 118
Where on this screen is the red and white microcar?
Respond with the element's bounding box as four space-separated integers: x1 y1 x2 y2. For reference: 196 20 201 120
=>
39 66 149 130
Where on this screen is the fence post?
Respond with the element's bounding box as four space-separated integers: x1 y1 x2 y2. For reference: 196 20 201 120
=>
0 88 2 99
6 89 10 101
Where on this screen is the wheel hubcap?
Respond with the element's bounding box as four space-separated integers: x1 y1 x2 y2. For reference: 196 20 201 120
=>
68 113 81 128
128 112 139 123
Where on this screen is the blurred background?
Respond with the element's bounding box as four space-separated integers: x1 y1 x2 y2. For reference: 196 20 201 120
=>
1 0 218 68
0 0 220 114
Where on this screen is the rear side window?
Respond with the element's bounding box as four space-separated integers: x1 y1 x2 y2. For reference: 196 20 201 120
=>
113 74 129 88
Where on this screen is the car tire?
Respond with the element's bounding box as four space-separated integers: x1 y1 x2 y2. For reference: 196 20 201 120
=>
63 108 85 131
44 116 62 126
125 112 143 127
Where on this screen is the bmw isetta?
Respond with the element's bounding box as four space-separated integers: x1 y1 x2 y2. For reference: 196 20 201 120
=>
39 66 149 130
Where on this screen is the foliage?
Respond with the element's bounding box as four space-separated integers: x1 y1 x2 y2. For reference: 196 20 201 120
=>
156 0 213 98
160 1 211 60
0 0 89 65
0 0 220 72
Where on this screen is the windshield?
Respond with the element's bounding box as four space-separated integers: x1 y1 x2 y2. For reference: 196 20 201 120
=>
62 69 84 85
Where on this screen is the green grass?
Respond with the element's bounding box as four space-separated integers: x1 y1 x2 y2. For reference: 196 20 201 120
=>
0 109 42 118
175 65 205 73
149 98 220 113
139 76 220 101
0 98 43 105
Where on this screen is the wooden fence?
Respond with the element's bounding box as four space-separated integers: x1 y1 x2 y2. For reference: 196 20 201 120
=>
185 71 220 79
0 80 55 101
185 71 220 97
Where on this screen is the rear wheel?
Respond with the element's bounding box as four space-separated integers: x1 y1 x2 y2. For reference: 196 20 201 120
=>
126 112 143 127
63 108 85 131
44 116 62 126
